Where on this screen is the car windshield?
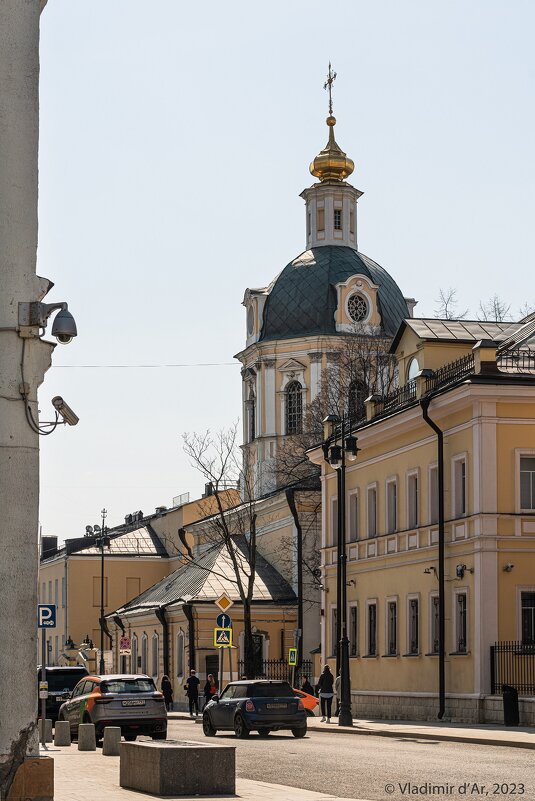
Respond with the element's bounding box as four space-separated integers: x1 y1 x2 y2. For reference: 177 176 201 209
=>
44 671 88 691
100 678 155 694
248 683 294 698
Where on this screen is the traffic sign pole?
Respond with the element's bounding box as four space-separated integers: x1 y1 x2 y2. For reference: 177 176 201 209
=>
41 629 46 748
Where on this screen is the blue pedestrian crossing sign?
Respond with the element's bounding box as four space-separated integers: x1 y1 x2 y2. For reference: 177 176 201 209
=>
38 605 56 629
288 647 297 666
214 627 233 647
216 613 232 629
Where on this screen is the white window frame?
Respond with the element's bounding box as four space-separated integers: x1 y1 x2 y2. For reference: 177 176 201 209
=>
452 453 468 519
516 586 535 643
330 604 338 657
515 449 535 513
54 578 58 607
428 463 438 525
330 495 338 547
407 469 419 530
407 593 420 655
385 595 398 656
61 576 66 608
365 599 378 656
131 634 138 674
176 631 184 678
141 634 148 675
348 489 359 543
429 592 439 655
349 602 358 657
367 483 378 539
453 588 468 653
385 477 398 535
151 633 159 679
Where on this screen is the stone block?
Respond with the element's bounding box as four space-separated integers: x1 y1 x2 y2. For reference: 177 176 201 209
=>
54 720 71 746
6 756 53 801
120 739 236 797
38 718 53 743
102 727 121 756
77 723 96 751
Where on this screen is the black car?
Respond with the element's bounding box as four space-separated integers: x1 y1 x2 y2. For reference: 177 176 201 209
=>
202 680 307 739
37 666 89 723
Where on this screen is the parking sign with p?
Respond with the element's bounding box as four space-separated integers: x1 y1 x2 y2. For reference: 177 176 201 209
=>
38 604 56 628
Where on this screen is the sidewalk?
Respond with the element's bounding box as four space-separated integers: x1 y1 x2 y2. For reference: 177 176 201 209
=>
168 712 535 749
47 743 369 801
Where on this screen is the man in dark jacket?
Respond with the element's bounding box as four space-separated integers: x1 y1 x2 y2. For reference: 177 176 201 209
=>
184 669 200 717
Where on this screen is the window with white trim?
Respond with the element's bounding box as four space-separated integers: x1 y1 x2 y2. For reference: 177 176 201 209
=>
61 577 66 608
429 465 439 525
453 457 467 517
520 457 535 510
151 633 159 678
349 604 358 656
131 634 138 674
430 594 439 654
521 592 535 645
408 472 419 529
455 592 467 653
386 480 397 535
408 597 419 654
176 632 184 677
247 386 256 443
387 600 397 655
54 579 58 607
366 601 377 656
334 208 342 230
367 486 377 538
331 607 338 657
330 496 338 547
285 381 303 435
348 492 358 542
141 634 148 674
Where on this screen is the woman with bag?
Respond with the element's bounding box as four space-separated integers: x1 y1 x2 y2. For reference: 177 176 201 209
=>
203 673 218 709
316 664 334 723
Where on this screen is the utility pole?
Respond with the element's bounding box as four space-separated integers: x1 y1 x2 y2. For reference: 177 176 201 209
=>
0 2 54 798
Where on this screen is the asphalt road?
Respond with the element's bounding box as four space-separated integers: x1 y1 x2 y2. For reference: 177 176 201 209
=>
167 718 534 801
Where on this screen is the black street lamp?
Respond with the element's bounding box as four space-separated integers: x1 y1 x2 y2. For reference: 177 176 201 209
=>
86 508 110 674
322 414 359 728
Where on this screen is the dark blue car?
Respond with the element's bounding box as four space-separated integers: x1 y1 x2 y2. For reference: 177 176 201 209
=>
202 680 307 739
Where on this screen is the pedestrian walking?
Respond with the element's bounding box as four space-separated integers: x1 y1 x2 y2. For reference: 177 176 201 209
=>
203 673 218 709
301 675 315 696
161 674 174 712
184 668 200 717
316 665 334 723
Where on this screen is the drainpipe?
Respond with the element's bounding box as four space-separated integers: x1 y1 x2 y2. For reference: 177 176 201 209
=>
421 397 446 719
183 603 195 671
286 488 303 669
155 605 170 677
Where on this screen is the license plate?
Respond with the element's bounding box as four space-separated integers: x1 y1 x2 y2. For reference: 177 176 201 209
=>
121 699 146 707
266 703 287 709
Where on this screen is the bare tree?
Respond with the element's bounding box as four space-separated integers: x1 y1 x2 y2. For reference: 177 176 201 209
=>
434 287 469 320
519 302 535 321
477 294 512 322
182 423 260 678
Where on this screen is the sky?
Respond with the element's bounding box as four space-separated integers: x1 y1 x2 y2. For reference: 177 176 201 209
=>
38 0 535 542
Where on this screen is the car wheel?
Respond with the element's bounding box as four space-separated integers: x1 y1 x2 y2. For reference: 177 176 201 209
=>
124 734 137 742
151 731 166 740
291 727 307 738
202 714 217 737
258 728 270 737
233 714 250 739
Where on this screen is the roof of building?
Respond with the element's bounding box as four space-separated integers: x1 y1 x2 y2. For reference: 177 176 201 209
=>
390 318 522 352
41 524 168 563
259 246 409 342
115 539 296 614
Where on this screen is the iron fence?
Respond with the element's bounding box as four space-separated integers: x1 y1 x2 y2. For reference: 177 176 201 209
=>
375 378 417 416
497 348 535 374
425 353 475 394
490 641 535 695
238 658 313 685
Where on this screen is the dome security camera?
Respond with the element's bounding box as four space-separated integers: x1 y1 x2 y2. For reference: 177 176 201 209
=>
51 308 78 344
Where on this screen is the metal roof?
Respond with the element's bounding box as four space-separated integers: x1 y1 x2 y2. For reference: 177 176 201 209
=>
390 318 522 352
259 246 409 341
62 525 167 559
116 539 296 614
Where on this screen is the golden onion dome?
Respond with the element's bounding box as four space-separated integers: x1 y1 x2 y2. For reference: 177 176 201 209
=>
309 115 354 182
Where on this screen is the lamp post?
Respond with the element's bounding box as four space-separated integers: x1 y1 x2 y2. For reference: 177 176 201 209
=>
322 414 358 727
86 508 110 674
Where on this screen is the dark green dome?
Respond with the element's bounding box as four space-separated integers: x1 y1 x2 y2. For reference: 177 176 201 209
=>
259 246 409 342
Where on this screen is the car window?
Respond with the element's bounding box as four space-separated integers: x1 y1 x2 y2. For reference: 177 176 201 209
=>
78 680 93 696
100 678 155 694
232 686 248 699
71 681 86 698
248 683 294 698
44 670 88 692
219 685 236 700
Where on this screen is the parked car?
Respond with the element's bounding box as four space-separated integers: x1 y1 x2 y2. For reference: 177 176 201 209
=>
37 665 89 723
57 674 167 742
202 680 307 739
292 688 319 716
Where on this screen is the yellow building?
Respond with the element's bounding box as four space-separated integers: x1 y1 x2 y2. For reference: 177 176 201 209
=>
308 318 535 724
38 490 238 665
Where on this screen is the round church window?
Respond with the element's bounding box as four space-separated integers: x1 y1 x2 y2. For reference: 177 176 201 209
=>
347 293 369 322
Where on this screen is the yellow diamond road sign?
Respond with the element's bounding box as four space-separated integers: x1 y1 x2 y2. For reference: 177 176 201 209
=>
215 593 234 613
214 627 233 647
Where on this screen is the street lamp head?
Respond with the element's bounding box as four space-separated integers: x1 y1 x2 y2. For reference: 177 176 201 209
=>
328 444 342 467
323 414 341 441
344 435 359 461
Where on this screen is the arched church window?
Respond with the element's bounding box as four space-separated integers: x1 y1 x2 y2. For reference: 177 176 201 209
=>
347 293 369 323
248 387 256 442
407 357 420 382
285 381 303 435
348 379 367 422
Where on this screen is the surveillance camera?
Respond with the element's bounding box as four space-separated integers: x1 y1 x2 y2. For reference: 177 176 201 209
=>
51 396 79 426
51 307 77 345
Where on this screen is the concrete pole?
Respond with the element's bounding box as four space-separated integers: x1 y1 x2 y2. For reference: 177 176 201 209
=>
0 1 54 797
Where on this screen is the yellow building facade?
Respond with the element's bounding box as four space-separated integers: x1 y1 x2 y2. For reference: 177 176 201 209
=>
309 320 535 724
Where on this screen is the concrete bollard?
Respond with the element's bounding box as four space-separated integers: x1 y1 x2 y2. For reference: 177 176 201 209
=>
77 723 96 751
54 720 71 746
102 727 121 756
38 718 53 743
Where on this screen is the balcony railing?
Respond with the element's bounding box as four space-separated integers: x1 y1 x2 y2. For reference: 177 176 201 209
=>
497 348 535 374
424 353 475 394
374 379 417 417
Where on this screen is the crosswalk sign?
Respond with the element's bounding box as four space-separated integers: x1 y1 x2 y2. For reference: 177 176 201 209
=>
288 647 297 666
214 627 233 647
